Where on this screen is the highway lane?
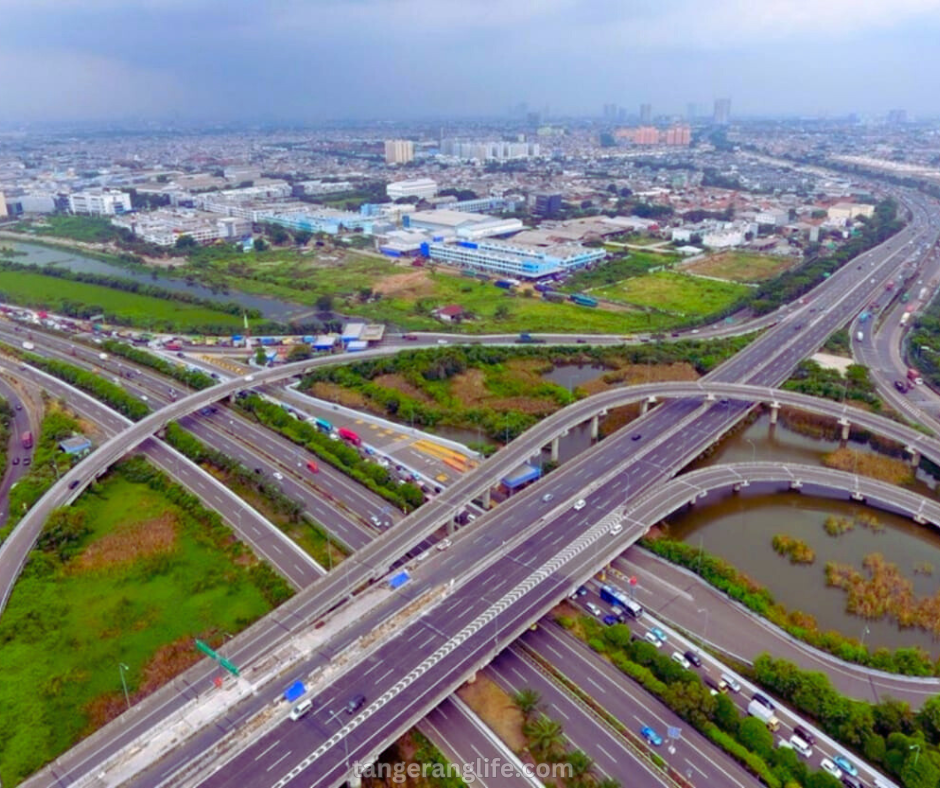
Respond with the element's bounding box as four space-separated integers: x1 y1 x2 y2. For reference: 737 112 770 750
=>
487 648 677 788
0 323 384 547
0 374 37 524
518 624 756 788
22 194 939 786
0 358 323 591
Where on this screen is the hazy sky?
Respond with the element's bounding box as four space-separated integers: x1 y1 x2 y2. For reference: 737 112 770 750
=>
3 0 940 122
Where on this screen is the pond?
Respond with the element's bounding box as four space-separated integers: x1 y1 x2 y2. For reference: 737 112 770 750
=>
668 413 940 654
3 241 307 322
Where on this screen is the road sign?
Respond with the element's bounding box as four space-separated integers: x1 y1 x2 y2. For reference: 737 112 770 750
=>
218 657 240 677
195 639 219 660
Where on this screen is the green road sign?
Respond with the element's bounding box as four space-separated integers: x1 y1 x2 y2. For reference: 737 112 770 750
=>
219 657 240 677
195 639 239 676
195 639 219 660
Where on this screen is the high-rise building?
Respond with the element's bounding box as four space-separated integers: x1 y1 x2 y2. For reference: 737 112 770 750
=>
634 126 660 145
686 102 697 121
713 98 731 125
384 139 415 165
0 191 7 219
887 109 907 125
639 103 652 124
664 124 692 146
533 193 562 217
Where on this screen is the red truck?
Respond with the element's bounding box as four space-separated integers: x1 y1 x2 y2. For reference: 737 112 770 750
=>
21 431 33 450
338 427 362 446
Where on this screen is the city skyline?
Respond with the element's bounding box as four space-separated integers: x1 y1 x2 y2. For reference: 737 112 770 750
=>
3 0 940 122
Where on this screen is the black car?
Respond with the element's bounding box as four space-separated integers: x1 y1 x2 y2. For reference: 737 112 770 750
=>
894 380 908 393
631 433 642 441
68 479 80 490
346 694 366 714
12 457 19 465
23 458 30 467
792 724 816 746
683 650 702 667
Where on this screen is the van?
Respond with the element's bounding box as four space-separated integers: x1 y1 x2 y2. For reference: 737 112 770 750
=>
721 674 741 693
789 735 812 758
289 699 313 720
752 692 774 710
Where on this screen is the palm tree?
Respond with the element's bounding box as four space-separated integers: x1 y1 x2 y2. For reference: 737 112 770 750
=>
564 749 595 787
596 779 621 788
512 688 542 720
523 714 565 761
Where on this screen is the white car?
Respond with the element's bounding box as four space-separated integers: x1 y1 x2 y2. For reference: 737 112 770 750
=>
586 602 602 616
273 471 284 481
609 522 623 535
436 538 452 551
644 631 663 648
670 651 691 669
573 499 586 511
820 759 841 779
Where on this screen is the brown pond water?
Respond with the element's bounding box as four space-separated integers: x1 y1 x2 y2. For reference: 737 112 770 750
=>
667 413 940 655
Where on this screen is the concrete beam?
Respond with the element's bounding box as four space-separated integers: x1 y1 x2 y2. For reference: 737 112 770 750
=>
769 402 780 425
550 436 560 463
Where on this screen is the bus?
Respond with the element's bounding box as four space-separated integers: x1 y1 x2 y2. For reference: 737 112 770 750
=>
599 584 643 619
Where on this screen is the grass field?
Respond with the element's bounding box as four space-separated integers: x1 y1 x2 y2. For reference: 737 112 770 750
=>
0 473 276 786
683 251 797 282
594 271 750 316
0 271 245 331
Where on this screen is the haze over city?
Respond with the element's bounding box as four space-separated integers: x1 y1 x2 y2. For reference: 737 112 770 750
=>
4 0 940 121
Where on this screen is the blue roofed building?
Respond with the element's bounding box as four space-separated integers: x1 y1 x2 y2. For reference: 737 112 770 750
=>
420 238 605 280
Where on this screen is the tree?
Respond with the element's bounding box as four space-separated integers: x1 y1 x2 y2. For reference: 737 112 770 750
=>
254 345 267 366
738 717 774 759
494 303 511 320
512 688 541 721
565 749 595 784
596 779 621 788
254 238 269 252
523 714 565 760
267 224 290 245
293 230 313 246
315 294 334 312
175 234 197 250
286 344 312 362
901 749 940 788
358 287 373 302
917 696 940 744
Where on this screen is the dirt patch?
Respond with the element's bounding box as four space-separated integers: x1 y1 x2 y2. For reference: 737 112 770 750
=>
457 674 527 751
450 368 489 407
309 381 380 413
373 270 435 299
823 448 915 486
373 373 436 405
75 513 177 573
450 367 559 415
83 635 208 732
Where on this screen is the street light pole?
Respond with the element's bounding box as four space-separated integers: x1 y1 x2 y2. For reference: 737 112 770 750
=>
745 438 756 464
911 743 921 767
118 663 131 711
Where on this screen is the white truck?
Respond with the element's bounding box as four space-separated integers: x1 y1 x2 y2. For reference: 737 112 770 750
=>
748 699 781 731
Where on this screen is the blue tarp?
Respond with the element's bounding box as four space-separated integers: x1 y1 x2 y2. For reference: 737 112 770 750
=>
284 681 305 702
389 570 411 590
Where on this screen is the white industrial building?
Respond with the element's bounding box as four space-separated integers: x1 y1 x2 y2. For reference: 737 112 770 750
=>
69 189 132 216
403 209 523 240
112 209 249 247
387 178 438 201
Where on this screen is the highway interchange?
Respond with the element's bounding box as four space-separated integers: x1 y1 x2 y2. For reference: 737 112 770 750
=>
6 188 940 788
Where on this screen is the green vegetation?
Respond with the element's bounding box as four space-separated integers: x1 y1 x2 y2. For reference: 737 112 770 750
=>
237 394 425 512
748 198 903 315
15 215 124 244
3 343 150 420
0 456 291 786
908 298 940 391
593 271 751 317
562 614 842 788
100 340 215 391
684 252 796 283
560 251 674 291
0 265 249 333
754 654 940 788
3 406 82 543
822 328 852 357
783 360 883 411
299 338 755 442
163 423 348 567
640 538 939 675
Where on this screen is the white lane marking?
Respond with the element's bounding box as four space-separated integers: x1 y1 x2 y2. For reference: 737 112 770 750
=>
255 740 281 761
266 751 292 771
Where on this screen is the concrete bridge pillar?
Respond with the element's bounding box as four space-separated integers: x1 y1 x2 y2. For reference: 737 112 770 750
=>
550 436 560 463
447 518 457 536
348 771 363 788
905 446 920 467
229 392 236 405
914 513 927 524
769 402 780 425
732 480 750 493
838 418 851 442
641 396 657 415
481 489 491 510
850 491 864 502
590 415 599 441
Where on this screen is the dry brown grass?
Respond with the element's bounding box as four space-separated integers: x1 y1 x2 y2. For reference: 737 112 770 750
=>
580 361 699 396
373 373 436 404
826 553 940 634
308 381 380 413
449 367 558 415
457 674 527 751
74 513 177 573
373 270 435 299
822 448 915 486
